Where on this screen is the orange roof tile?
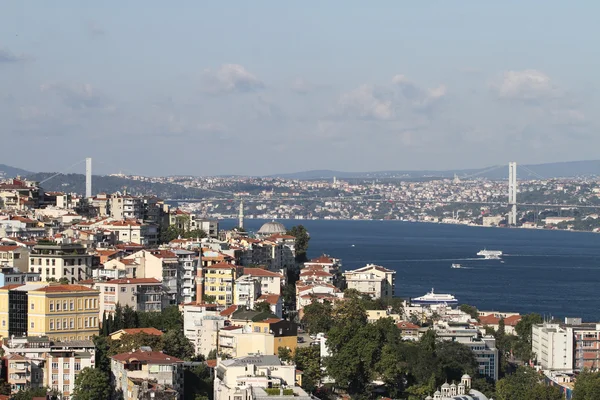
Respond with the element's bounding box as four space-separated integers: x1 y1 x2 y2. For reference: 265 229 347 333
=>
243 267 283 278
220 305 238 317
258 294 280 305
33 284 99 293
111 349 182 364
113 327 163 337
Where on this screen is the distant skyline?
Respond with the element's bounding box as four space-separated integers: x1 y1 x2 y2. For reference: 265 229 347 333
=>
1 1 598 176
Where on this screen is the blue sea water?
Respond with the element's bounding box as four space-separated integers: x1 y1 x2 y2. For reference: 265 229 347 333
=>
220 219 600 321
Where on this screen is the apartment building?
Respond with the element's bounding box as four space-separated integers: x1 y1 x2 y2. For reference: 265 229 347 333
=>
214 355 311 400
44 343 95 398
241 267 283 295
110 194 144 220
0 283 100 341
200 263 243 306
181 303 227 357
130 250 184 305
569 323 600 371
172 249 197 304
303 254 342 274
217 326 275 358
532 323 574 371
85 278 167 317
28 243 92 284
102 219 158 246
111 349 184 400
234 275 261 310
0 244 29 271
343 263 395 299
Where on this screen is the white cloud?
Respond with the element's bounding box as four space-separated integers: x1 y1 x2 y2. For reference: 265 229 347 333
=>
202 64 264 94
492 69 556 100
338 84 394 120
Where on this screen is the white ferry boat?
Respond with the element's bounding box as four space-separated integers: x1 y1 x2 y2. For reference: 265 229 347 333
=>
451 263 462 269
477 249 503 259
411 288 458 305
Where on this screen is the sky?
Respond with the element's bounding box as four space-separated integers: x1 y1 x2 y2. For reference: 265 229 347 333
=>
1 1 598 176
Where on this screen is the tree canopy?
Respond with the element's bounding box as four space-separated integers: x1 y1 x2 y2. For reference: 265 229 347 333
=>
72 367 111 400
286 225 310 262
573 370 600 400
495 367 562 400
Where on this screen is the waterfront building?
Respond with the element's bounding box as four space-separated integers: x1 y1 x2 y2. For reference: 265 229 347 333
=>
532 323 574 371
28 242 92 283
214 355 311 400
343 263 395 299
0 283 100 341
303 254 342 275
110 349 184 400
477 312 521 335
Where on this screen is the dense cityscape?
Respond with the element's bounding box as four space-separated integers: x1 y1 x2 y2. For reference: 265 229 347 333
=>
0 171 597 400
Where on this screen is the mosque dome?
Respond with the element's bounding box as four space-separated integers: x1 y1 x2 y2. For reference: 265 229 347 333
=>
442 382 450 388
257 220 287 236
425 397 433 400
462 374 471 380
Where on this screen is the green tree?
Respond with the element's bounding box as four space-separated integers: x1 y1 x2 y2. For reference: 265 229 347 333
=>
123 305 139 329
573 369 600 400
496 366 562 400
137 305 183 331
301 300 333 334
459 304 479 320
515 313 543 344
254 301 272 314
184 229 207 239
161 329 195 360
202 295 217 303
0 379 10 395
101 311 109 337
294 346 322 393
58 277 70 284
108 332 163 356
286 225 310 263
93 335 111 373
436 340 477 383
184 364 213 400
113 303 124 332
207 349 218 360
278 347 293 363
12 387 57 400
72 367 111 400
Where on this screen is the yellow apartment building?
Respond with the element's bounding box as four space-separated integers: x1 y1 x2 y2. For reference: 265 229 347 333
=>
0 283 100 341
201 262 243 306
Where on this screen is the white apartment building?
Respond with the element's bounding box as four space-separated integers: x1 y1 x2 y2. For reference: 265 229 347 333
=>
173 249 197 303
129 249 188 305
343 263 395 299
181 303 227 357
532 323 574 371
234 275 261 310
102 220 158 246
28 243 93 283
214 355 311 400
242 268 284 295
110 194 144 220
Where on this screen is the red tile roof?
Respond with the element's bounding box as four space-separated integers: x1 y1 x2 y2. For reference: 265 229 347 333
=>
258 294 280 305
397 321 420 330
111 349 183 364
243 267 283 278
261 318 282 324
0 245 20 251
104 278 161 285
34 284 99 293
0 284 24 290
206 359 217 368
221 325 243 331
220 305 238 317
207 262 237 269
149 250 177 259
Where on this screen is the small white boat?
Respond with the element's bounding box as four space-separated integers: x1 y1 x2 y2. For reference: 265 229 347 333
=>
451 263 462 269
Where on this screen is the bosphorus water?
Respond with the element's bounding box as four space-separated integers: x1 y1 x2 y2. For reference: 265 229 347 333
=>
220 219 600 321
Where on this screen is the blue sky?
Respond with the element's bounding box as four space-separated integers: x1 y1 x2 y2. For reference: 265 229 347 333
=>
1 1 598 176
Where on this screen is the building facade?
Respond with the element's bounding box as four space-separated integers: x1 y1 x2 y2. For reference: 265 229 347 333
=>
343 263 395 299
28 243 93 284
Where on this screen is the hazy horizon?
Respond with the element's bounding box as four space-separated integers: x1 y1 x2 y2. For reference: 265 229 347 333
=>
2 1 598 176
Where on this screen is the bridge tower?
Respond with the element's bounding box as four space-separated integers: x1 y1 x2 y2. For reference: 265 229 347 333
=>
238 200 244 229
85 157 92 198
508 162 517 225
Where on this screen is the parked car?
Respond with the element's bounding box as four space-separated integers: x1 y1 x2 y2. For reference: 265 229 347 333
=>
297 337 305 343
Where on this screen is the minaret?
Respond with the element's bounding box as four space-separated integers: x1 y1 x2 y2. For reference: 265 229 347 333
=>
238 200 244 229
85 157 92 198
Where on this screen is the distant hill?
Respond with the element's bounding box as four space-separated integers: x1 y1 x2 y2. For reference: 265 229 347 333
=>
0 164 32 178
269 160 600 180
25 173 215 199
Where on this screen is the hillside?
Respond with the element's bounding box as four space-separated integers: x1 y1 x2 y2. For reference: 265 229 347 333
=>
26 173 213 199
0 164 32 178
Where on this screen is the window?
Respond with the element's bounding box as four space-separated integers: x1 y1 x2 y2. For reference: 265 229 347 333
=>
121 287 127 293
63 319 67 330
63 374 69 381
63 385 69 392
74 362 81 371
30 322 34 328
70 319 74 329
56 302 61 311
63 362 70 369
63 301 67 311
52 373 58 382
52 363 58 370
49 301 54 312
30 303 34 310
70 301 74 311
50 320 54 330
57 320 61 330
52 268 55 275
85 299 88 309
84 318 89 328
